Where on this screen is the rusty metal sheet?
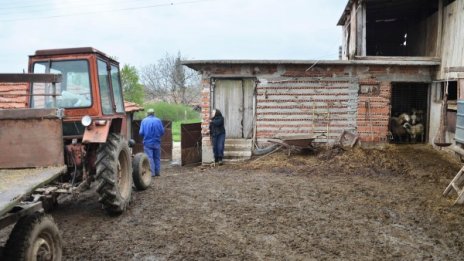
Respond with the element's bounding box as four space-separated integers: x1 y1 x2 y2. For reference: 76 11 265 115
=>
131 120 172 160
181 123 202 166
161 121 172 160
0 108 62 120
0 111 64 168
82 121 111 143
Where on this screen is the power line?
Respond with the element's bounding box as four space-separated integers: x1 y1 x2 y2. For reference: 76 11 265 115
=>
0 0 166 13
0 0 171 16
0 0 219 22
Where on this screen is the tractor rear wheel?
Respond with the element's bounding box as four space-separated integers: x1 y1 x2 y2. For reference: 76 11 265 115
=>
96 133 133 215
3 213 62 261
132 153 152 190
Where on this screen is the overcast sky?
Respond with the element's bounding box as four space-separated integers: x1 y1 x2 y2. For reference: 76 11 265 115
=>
0 0 347 72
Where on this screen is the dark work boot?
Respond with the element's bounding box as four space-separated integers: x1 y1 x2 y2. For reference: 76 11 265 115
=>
214 157 219 163
218 157 223 165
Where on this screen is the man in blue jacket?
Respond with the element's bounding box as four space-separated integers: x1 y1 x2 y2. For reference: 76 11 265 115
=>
139 108 165 176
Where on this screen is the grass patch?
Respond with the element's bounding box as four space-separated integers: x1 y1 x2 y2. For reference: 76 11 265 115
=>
172 119 201 142
136 102 201 142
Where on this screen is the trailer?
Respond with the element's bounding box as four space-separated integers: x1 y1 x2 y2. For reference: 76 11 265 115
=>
0 108 66 260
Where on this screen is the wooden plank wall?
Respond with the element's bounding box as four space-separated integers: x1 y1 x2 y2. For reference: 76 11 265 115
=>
439 0 464 79
256 78 358 143
0 83 28 109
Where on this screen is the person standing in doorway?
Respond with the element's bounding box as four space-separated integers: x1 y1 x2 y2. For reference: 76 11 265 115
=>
139 108 165 176
209 109 226 165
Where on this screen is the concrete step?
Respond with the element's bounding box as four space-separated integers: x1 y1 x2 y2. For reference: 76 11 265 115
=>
224 150 252 158
225 143 252 151
225 139 253 145
219 139 253 161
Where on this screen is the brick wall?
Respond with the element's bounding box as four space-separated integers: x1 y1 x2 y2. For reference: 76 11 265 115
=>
191 62 433 144
0 83 28 109
200 78 211 136
357 80 391 142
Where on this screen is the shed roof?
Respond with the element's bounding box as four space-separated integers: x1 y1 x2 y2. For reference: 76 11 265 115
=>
182 57 440 70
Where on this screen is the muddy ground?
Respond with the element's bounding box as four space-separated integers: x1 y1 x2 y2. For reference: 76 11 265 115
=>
4 144 464 260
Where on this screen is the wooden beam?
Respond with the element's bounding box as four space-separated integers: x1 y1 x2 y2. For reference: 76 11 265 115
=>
436 0 443 57
0 73 62 83
356 0 364 56
459 79 464 100
349 1 358 59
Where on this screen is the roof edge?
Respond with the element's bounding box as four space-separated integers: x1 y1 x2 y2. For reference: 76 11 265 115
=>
182 57 441 68
337 0 354 26
31 47 118 64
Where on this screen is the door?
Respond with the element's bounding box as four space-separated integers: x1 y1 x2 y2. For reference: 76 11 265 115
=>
181 122 202 165
214 79 255 139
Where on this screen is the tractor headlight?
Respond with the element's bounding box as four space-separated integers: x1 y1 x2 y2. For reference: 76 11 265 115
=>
81 115 92 127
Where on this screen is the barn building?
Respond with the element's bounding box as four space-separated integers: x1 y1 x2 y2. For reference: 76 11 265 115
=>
183 0 464 163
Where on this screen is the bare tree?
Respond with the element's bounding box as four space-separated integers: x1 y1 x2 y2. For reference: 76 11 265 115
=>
140 52 201 104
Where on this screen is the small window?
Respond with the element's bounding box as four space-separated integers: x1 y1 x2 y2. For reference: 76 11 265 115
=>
97 60 113 115
435 81 458 110
110 65 125 113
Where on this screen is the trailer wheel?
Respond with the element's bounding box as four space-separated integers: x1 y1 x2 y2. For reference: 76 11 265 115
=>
132 153 152 190
96 133 133 215
3 213 62 261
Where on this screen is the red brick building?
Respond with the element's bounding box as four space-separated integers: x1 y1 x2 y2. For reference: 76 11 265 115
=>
184 59 438 163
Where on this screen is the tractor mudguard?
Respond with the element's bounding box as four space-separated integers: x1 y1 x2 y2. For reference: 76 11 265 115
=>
83 120 112 143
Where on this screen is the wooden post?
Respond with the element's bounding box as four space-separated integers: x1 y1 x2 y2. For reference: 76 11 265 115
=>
459 79 464 100
349 1 357 59
436 0 443 57
356 0 366 56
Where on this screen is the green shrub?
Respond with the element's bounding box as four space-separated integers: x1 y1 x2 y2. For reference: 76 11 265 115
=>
135 102 200 122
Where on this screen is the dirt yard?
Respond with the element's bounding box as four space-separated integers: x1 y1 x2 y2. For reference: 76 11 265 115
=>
5 144 464 260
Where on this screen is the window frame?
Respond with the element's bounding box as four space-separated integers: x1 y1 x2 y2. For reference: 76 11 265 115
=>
97 58 116 115
31 59 93 109
109 63 125 114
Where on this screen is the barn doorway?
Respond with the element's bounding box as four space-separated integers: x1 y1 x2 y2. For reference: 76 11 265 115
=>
390 83 429 143
213 79 255 139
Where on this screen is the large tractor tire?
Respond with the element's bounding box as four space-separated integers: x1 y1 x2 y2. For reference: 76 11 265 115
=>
3 213 62 261
132 153 152 191
96 133 133 215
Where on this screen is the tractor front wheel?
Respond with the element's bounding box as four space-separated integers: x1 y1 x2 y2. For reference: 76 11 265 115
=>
96 133 133 215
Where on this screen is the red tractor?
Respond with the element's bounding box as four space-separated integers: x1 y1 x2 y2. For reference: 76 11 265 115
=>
0 47 152 260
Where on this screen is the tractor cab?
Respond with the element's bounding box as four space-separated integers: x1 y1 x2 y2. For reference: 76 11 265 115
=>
28 47 128 142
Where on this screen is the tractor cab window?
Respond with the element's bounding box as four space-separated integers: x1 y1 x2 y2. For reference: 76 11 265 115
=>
97 60 114 115
110 65 125 113
31 60 92 109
